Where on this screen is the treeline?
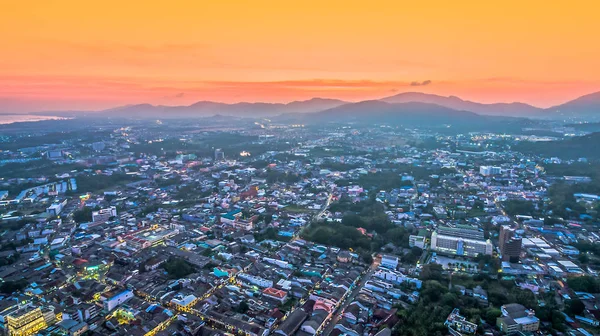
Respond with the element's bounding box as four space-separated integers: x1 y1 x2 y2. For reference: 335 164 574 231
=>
394 265 566 335
514 132 600 159
75 174 141 192
162 257 196 279
302 198 416 251
335 166 454 191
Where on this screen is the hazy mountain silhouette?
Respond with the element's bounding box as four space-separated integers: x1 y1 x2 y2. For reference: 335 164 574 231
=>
380 92 542 116
545 91 600 119
26 90 600 120
99 98 348 118
314 100 480 123
305 100 544 134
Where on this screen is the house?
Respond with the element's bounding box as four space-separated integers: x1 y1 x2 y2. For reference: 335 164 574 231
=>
275 308 308 336
313 298 335 315
380 255 399 270
240 234 256 244
343 303 361 324
496 303 539 333
337 251 353 263
300 310 328 335
263 287 288 303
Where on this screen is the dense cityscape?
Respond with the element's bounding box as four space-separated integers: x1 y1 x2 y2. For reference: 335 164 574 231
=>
1 115 600 336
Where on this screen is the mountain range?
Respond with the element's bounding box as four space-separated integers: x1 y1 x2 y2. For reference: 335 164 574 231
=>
32 90 600 120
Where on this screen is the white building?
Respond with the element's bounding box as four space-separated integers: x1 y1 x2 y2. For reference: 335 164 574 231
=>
409 235 426 249
238 273 273 288
480 166 501 176
92 206 117 223
380 255 399 270
46 200 67 216
102 290 133 312
431 226 492 257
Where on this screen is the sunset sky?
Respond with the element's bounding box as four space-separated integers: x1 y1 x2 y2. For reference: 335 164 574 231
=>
1 1 600 112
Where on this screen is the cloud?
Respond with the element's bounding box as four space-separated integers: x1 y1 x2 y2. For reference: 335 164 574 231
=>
410 80 432 86
163 92 185 99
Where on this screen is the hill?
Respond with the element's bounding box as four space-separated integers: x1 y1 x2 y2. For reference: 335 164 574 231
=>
546 91 600 119
99 98 348 118
306 100 536 133
380 92 542 116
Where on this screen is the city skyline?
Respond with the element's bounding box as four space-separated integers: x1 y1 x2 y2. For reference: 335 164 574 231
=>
1 1 600 112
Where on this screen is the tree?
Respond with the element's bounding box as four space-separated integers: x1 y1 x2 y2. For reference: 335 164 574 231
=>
73 207 94 223
420 263 444 281
362 253 373 265
0 279 28 294
236 301 250 314
567 276 600 293
566 299 586 316
578 253 590 265
162 257 196 279
509 288 536 308
485 308 502 324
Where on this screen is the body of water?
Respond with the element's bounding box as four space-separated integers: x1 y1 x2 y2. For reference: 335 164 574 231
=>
0 114 69 125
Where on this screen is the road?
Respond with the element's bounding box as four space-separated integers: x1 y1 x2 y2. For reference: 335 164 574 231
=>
320 262 378 336
292 191 333 242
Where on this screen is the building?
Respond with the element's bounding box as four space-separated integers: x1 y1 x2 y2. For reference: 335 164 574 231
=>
238 273 273 288
275 308 308 336
170 295 198 312
445 308 477 335
46 199 67 216
409 234 426 249
431 225 492 257
5 304 53 336
92 206 117 223
262 287 288 303
496 303 539 333
380 255 399 270
502 238 522 263
499 226 522 262
480 166 501 176
56 319 89 336
123 228 179 250
102 290 133 312
47 150 64 160
91 141 106 151
337 251 353 263
215 148 225 161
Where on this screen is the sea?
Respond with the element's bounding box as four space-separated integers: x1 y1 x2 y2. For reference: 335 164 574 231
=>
0 114 69 125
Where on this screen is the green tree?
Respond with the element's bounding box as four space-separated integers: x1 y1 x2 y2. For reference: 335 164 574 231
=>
236 301 250 314
73 207 94 223
567 276 600 293
420 263 444 281
566 299 586 316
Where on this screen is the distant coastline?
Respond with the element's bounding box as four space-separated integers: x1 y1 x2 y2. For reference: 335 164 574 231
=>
0 114 71 125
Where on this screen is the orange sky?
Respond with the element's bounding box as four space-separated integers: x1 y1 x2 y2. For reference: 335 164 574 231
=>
1 0 600 112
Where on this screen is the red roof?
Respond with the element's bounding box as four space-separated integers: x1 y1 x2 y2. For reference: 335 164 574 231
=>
263 287 287 299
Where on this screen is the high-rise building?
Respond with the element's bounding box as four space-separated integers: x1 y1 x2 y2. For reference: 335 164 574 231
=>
215 148 225 161
5 303 57 336
430 225 493 257
480 166 501 176
503 238 522 263
92 206 117 223
499 225 512 249
499 226 521 262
